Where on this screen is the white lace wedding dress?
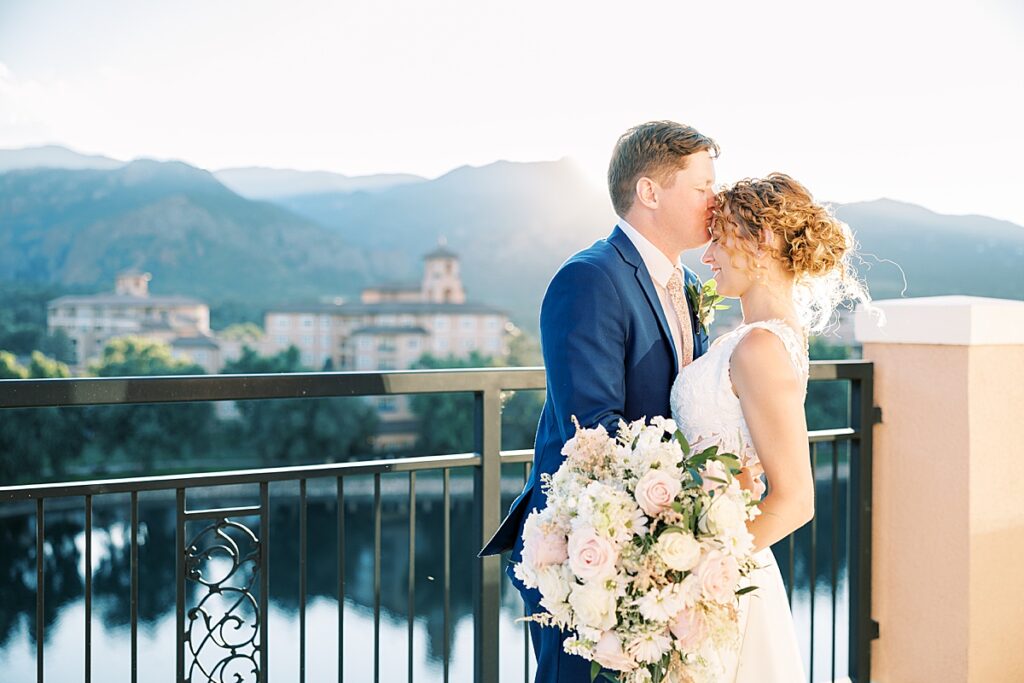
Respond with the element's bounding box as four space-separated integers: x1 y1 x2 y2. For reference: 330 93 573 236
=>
670 319 808 682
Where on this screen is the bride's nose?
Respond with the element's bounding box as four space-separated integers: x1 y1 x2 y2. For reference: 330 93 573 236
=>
701 245 715 266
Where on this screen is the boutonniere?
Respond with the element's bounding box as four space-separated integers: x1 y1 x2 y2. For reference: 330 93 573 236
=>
686 279 730 334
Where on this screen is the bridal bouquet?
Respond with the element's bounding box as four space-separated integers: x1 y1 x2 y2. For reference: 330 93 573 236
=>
514 417 761 683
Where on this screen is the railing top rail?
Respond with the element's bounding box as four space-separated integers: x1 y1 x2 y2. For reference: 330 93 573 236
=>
0 423 863 502
0 366 549 409
0 361 870 409
0 452 485 501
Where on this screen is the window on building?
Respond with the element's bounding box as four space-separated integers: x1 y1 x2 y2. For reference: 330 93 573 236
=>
462 339 475 351
434 316 449 330
301 335 314 347
276 335 289 346
378 397 397 412
301 316 314 328
408 338 420 351
378 315 397 326
319 315 331 328
460 316 474 330
436 338 449 352
487 316 499 330
275 316 290 329
321 334 330 348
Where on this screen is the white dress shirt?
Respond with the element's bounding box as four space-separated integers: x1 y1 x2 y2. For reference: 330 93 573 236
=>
618 219 689 368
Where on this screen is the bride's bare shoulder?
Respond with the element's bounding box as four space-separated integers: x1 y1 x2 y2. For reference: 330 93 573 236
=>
730 327 805 393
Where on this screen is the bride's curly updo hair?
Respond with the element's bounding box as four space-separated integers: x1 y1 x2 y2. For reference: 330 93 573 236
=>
712 173 872 332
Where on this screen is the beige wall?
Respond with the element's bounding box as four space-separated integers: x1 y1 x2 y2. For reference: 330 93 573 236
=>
864 341 1024 683
965 345 1024 682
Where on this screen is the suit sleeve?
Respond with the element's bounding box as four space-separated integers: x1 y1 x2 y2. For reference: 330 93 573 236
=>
539 259 627 442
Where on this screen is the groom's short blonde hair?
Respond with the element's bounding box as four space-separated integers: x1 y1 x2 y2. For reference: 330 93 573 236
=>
608 121 719 217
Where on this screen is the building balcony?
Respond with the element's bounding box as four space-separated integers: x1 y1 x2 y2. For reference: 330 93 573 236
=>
0 296 1021 682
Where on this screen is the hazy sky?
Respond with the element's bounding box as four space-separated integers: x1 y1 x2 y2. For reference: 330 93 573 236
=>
1 0 1022 223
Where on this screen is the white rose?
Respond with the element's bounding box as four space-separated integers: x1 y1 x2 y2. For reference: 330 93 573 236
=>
656 531 702 572
707 496 748 535
535 564 571 605
568 580 618 631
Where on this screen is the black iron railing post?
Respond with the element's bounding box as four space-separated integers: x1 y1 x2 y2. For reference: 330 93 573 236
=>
849 364 878 682
473 383 503 683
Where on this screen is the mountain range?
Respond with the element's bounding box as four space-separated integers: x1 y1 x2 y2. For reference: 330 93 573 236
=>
1 144 1021 332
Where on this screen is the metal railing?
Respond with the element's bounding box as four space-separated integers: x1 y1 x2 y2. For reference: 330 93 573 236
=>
0 362 877 682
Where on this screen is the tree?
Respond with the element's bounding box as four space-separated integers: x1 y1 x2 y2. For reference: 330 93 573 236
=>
409 352 492 455
806 336 854 431
86 337 214 472
89 336 205 377
0 351 83 484
218 323 264 343
222 346 378 464
0 350 27 379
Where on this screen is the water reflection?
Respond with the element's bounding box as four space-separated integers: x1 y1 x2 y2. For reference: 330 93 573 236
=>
0 463 852 682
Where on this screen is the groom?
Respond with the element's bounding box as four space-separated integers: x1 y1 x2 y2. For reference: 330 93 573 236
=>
479 120 718 678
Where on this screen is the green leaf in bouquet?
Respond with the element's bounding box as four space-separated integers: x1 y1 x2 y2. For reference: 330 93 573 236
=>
716 452 740 466
591 660 602 682
704 475 729 485
687 446 719 469
660 524 684 535
687 467 703 487
736 585 759 596
671 501 684 513
674 430 691 456
678 508 693 530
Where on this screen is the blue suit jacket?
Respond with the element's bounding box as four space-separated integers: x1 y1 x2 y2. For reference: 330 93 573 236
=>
479 226 709 560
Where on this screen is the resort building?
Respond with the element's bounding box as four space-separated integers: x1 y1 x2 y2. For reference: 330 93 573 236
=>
46 270 223 372
264 242 511 448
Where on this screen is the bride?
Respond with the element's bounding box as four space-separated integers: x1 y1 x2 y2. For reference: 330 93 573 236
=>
671 172 868 681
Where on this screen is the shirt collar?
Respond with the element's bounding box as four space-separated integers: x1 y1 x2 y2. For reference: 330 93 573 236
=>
617 218 678 287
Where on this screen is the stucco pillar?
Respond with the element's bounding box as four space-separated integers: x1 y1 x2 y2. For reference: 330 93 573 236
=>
855 296 1024 683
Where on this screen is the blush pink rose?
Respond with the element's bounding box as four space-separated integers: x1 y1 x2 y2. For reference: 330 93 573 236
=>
634 469 682 517
567 528 618 581
524 528 568 568
697 549 741 604
593 631 637 672
669 606 709 652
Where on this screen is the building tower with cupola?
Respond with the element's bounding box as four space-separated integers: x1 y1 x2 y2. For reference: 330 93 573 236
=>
421 238 466 304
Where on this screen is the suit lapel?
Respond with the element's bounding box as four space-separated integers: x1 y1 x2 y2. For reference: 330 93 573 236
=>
608 227 680 376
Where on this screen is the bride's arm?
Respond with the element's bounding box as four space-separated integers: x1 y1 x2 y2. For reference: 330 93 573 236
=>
730 328 814 553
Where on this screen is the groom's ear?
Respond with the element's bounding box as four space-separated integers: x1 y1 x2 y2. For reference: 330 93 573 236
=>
635 177 659 209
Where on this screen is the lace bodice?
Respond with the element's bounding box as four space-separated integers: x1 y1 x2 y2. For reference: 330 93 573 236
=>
670 320 809 489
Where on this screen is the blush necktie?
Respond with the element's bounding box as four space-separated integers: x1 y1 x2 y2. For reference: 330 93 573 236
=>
666 268 694 367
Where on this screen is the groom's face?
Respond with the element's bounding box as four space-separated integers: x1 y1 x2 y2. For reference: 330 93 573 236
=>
659 150 716 250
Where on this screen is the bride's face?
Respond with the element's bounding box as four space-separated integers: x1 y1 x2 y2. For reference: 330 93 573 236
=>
701 226 753 297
